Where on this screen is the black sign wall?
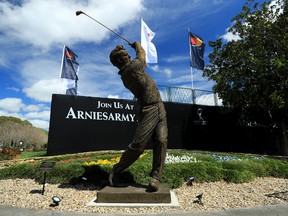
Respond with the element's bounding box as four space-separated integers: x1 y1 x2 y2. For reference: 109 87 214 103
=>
47 94 280 156
47 94 139 155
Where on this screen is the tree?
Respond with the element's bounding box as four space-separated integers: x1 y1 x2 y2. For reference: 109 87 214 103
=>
203 0 288 155
0 116 48 150
0 116 32 126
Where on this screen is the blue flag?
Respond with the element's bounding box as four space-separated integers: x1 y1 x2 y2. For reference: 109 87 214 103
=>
60 45 79 95
66 87 77 95
189 32 205 70
60 45 79 80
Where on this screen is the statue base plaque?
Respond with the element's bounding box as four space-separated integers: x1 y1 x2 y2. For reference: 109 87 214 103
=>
96 183 171 203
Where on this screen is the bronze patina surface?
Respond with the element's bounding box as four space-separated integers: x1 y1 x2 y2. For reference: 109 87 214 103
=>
97 183 171 203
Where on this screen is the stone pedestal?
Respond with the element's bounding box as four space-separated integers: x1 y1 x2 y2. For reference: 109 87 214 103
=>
97 183 171 203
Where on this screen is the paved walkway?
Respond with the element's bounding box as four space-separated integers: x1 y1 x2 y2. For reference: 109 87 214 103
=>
1 203 288 216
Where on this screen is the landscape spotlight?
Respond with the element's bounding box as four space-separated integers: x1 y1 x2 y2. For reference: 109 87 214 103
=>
52 196 61 206
194 192 203 205
186 176 195 186
81 176 88 185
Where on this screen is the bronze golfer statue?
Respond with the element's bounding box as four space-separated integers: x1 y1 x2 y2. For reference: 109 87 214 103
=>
109 41 168 192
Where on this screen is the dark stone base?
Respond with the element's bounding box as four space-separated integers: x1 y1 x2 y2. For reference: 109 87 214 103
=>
97 183 171 203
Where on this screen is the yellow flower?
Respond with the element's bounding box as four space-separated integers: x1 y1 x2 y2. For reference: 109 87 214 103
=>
83 153 146 167
139 152 147 158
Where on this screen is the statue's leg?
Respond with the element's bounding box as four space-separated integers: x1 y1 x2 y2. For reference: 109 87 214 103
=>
109 147 143 186
150 103 168 191
151 123 167 178
110 103 164 190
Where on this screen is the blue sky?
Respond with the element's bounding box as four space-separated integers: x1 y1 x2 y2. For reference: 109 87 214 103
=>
0 0 267 130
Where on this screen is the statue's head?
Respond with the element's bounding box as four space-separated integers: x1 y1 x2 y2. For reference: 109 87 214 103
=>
110 45 131 69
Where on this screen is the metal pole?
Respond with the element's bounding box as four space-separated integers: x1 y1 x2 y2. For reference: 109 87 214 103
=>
188 28 195 104
42 171 47 195
76 11 131 44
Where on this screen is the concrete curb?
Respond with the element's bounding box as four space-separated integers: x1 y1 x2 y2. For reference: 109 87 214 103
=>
1 203 288 216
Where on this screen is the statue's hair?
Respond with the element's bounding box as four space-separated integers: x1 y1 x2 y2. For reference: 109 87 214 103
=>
109 45 124 67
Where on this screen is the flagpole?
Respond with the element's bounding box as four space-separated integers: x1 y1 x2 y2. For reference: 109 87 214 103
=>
188 28 195 104
188 28 194 90
140 17 143 48
59 45 66 94
75 65 79 95
190 66 194 90
75 80 78 95
59 45 65 78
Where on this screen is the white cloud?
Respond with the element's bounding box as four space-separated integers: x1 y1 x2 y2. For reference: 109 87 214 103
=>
0 97 51 129
149 65 159 72
164 55 188 63
221 0 283 43
0 110 23 119
0 98 24 112
6 87 20 92
269 0 284 21
168 75 191 84
29 119 50 130
213 0 224 3
221 29 241 42
0 54 8 67
107 95 119 99
0 98 48 114
0 0 143 48
23 104 41 112
162 68 172 78
23 79 62 102
168 71 205 84
20 59 60 85
24 111 51 120
0 0 144 102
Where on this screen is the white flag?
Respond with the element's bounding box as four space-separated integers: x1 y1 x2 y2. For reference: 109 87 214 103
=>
141 18 158 63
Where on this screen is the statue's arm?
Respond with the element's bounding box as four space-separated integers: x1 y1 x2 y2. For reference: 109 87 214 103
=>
131 41 146 65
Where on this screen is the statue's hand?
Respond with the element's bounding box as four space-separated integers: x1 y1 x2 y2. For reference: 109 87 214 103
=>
129 42 137 49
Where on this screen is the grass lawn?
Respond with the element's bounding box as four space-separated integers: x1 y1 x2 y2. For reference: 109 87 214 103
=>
19 151 47 159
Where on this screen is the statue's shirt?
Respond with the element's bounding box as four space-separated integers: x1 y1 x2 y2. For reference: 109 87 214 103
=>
118 58 161 107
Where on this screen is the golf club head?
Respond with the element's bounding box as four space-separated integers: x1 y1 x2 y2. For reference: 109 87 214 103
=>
76 11 83 16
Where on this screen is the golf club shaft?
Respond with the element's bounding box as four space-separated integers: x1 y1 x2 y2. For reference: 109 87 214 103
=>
76 11 131 44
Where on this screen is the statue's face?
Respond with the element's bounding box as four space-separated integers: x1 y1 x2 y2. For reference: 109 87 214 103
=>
110 45 131 69
118 49 131 65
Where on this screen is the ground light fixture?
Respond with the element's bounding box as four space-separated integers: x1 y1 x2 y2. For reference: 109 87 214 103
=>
81 176 88 186
52 196 61 206
186 176 195 186
194 192 204 205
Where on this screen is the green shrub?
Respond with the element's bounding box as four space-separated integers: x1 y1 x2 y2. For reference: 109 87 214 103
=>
0 163 39 180
162 162 224 188
162 163 188 188
262 159 288 178
224 169 255 183
222 160 266 177
128 161 151 184
0 150 287 189
44 163 84 184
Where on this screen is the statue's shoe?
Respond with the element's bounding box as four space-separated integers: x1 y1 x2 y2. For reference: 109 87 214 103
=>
148 178 160 192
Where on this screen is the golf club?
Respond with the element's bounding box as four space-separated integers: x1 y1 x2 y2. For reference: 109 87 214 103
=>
76 10 131 44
